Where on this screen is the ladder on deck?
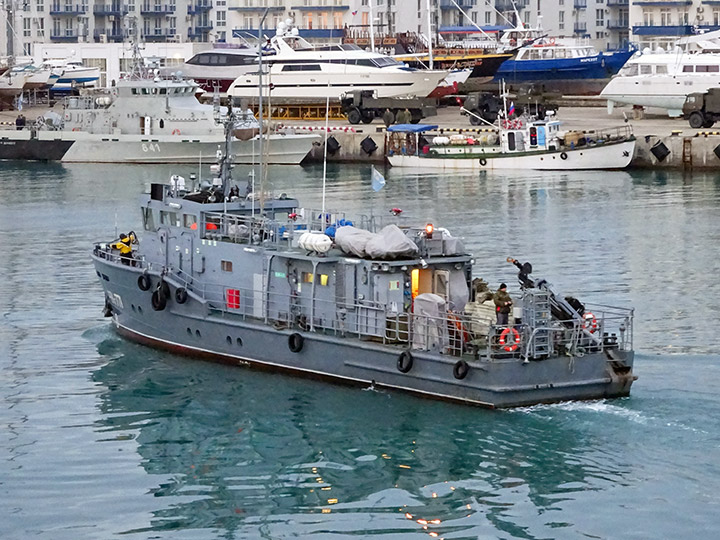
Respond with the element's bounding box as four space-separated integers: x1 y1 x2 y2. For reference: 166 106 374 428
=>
523 289 552 358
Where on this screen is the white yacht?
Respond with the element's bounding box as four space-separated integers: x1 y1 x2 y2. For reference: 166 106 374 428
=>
227 21 448 103
601 31 720 117
160 48 258 96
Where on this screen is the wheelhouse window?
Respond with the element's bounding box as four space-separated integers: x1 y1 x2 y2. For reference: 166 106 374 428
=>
160 210 180 226
183 214 196 228
221 260 233 272
142 207 157 231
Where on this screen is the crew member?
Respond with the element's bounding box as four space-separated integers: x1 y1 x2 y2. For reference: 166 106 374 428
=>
493 283 513 326
112 231 136 265
382 108 394 127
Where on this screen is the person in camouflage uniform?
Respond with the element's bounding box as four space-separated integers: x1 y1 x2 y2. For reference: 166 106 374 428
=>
493 283 513 326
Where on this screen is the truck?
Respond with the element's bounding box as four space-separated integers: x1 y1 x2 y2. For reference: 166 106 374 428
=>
461 88 560 126
340 90 437 125
683 88 720 128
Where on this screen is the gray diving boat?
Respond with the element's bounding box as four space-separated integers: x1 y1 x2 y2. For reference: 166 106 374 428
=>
91 115 636 408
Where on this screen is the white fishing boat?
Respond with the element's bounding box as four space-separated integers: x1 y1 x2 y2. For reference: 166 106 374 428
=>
227 21 447 103
41 58 100 89
386 121 635 171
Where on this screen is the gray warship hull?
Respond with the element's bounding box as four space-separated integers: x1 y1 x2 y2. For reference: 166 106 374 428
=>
0 130 316 164
93 259 635 409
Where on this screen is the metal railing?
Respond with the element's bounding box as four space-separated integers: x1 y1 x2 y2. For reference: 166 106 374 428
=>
94 243 633 362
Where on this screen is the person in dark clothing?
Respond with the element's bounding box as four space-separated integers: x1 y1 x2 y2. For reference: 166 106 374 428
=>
493 283 513 326
15 114 26 130
382 108 394 127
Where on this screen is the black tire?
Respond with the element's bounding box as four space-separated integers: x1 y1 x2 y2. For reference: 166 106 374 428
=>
453 360 469 380
137 274 151 291
289 332 304 353
410 113 422 124
347 108 362 125
703 119 715 129
397 350 414 373
469 110 482 126
479 158 487 166
159 280 170 298
361 112 374 124
560 152 568 160
689 111 704 129
151 289 167 311
175 287 188 304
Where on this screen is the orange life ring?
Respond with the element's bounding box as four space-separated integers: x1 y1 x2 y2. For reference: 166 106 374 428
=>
498 327 521 352
583 312 598 333
548 37 556 45
172 128 181 135
72 127 80 131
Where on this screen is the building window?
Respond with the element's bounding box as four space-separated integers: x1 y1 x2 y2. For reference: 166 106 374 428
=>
217 10 226 27
36 18 44 37
243 15 253 29
485 11 491 24
659 8 671 26
36 0 44 12
643 10 654 26
23 18 31 37
714 8 720 26
558 11 564 30
596 9 604 27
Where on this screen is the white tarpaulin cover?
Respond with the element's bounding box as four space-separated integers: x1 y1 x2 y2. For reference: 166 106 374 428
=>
335 224 419 260
412 293 449 351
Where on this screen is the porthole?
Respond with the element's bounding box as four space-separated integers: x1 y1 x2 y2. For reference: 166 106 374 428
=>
236 337 243 346
195 329 201 338
131 304 136 312
138 306 143 314
187 327 192 336
226 336 232 345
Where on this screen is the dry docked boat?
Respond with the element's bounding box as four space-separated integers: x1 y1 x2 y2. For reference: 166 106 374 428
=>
385 120 635 171
227 21 448 103
90 110 636 409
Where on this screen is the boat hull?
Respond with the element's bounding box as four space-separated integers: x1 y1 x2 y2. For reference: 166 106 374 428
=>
93 258 635 409
0 130 318 164
388 139 636 170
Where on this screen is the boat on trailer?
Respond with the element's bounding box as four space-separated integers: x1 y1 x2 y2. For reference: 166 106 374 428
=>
385 120 636 171
91 112 636 409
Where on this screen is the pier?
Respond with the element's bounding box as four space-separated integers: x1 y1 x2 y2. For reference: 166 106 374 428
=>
2 102 717 169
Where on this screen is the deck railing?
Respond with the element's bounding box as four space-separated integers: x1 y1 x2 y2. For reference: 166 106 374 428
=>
94 244 633 361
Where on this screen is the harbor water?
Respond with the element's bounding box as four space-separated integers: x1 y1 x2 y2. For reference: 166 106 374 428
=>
1 162 719 539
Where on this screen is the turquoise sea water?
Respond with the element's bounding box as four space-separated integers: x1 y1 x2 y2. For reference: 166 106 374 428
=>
1 162 719 539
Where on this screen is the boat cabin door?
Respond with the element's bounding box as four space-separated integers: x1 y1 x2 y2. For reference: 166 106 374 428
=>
178 231 193 274
140 115 151 135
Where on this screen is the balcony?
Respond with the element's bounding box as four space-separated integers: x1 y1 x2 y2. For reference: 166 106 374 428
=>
50 30 81 42
142 29 178 42
607 20 629 30
573 23 588 33
140 4 176 15
232 28 344 39
439 0 473 8
632 0 691 4
632 24 694 35
50 4 88 15
93 3 129 15
187 1 213 14
94 28 129 42
607 0 629 5
188 25 213 39
573 0 587 8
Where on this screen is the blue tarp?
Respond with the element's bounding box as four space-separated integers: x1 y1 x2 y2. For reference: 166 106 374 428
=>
387 124 438 133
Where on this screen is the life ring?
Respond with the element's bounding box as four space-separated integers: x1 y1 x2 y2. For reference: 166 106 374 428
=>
137 274 151 291
498 327 521 352
172 128 181 135
549 37 556 45
453 360 469 380
397 350 413 373
175 287 188 304
72 127 80 131
583 312 598 333
289 332 304 353
479 158 487 166
151 288 167 311
560 152 568 160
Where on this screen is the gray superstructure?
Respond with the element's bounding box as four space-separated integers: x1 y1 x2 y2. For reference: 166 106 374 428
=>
91 129 636 408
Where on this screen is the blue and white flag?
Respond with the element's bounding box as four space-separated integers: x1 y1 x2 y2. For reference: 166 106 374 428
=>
371 166 386 192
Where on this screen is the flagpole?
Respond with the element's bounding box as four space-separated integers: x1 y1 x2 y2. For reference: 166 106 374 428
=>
321 86 330 229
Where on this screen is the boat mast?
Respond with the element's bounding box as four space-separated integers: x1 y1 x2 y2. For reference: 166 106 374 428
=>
4 0 14 59
369 0 375 52
425 0 433 69
257 9 269 213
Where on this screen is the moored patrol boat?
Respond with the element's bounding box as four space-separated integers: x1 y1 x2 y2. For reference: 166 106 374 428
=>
90 108 636 408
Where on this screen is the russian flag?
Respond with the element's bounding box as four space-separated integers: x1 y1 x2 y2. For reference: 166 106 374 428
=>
508 101 515 117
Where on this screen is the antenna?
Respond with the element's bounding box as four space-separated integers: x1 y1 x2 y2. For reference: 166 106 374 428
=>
426 0 434 69
321 85 330 227
257 8 270 214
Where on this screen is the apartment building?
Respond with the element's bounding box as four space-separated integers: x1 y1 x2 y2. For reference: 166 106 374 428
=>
629 0 719 50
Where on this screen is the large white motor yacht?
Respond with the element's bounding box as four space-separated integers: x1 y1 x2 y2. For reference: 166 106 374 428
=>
600 31 720 117
227 21 448 102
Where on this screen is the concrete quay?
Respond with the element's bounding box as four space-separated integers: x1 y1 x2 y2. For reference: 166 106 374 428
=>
2 102 719 169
